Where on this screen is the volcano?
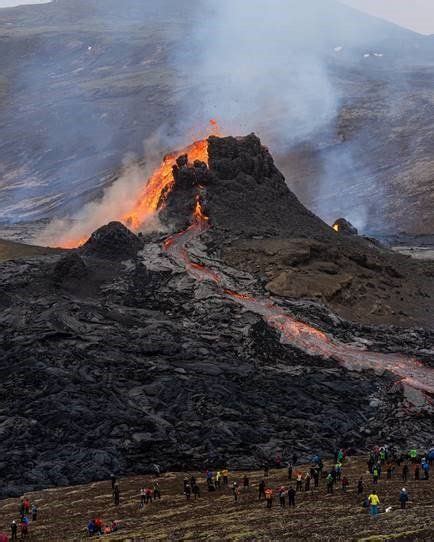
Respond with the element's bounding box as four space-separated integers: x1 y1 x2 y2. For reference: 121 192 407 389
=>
0 134 432 497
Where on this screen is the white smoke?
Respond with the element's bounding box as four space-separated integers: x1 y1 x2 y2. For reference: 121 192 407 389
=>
174 0 341 148
37 134 169 247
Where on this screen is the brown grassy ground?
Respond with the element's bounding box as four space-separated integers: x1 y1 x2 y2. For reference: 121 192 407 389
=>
0 239 61 262
0 456 432 541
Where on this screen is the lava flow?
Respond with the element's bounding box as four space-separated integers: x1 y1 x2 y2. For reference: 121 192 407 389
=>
164 196 434 400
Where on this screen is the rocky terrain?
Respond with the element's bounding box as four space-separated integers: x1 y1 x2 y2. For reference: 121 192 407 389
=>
1 0 434 233
0 456 433 541
0 135 432 499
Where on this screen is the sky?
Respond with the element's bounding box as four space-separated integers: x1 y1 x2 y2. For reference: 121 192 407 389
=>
0 0 433 35
341 0 434 34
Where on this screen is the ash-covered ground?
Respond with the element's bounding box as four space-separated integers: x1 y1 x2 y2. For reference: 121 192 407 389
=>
0 135 433 498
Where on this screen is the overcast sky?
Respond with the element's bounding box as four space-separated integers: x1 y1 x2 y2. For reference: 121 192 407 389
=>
341 0 434 34
1 1 434 35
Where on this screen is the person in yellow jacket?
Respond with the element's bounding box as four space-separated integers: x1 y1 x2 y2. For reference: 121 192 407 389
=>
222 469 229 486
368 491 380 516
215 471 222 489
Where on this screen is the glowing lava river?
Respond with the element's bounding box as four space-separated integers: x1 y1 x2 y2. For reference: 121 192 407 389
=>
164 194 434 401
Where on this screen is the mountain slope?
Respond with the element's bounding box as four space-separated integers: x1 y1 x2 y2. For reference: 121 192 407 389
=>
0 0 434 233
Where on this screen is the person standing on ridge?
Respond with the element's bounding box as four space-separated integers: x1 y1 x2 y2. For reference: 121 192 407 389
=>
265 488 273 509
222 468 229 486
399 488 409 509
368 491 380 517
10 520 17 541
113 484 120 506
110 473 117 492
372 466 379 485
296 473 303 492
287 462 293 481
287 486 296 507
153 481 161 500
232 482 239 502
243 475 250 491
341 476 349 492
402 464 409 482
278 487 286 507
193 482 200 499
258 480 266 501
31 504 38 521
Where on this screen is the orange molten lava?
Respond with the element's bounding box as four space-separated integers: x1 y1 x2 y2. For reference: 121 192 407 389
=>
333 224 339 232
122 120 220 231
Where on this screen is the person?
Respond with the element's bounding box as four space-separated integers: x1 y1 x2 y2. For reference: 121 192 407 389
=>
193 482 200 499
421 460 429 480
232 482 239 502
243 475 249 490
368 491 380 517
111 520 118 533
399 488 409 509
414 465 420 480
19 501 24 519
31 504 38 521
296 473 303 492
292 453 298 466
114 484 120 506
428 447 434 466
258 480 266 501
263 465 269 478
87 519 96 537
185 483 191 500
140 488 146 508
215 471 222 489
409 449 417 463
287 462 293 481
20 516 29 539
372 466 379 485
313 469 319 488
386 464 393 480
23 499 30 515
337 449 344 463
304 473 311 492
145 487 153 503
278 487 286 507
265 488 273 509
110 473 117 491
94 518 103 535
341 476 349 492
153 481 161 500
287 486 296 507
357 477 364 495
334 463 342 481
10 520 18 541
402 464 409 482
222 468 229 486
326 473 334 494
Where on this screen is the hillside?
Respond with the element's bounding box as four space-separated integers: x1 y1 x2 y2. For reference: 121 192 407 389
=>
0 456 432 541
0 134 432 499
0 0 433 233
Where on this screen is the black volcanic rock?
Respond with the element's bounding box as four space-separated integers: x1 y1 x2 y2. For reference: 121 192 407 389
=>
0 134 432 499
53 253 88 284
206 134 332 239
81 221 143 260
